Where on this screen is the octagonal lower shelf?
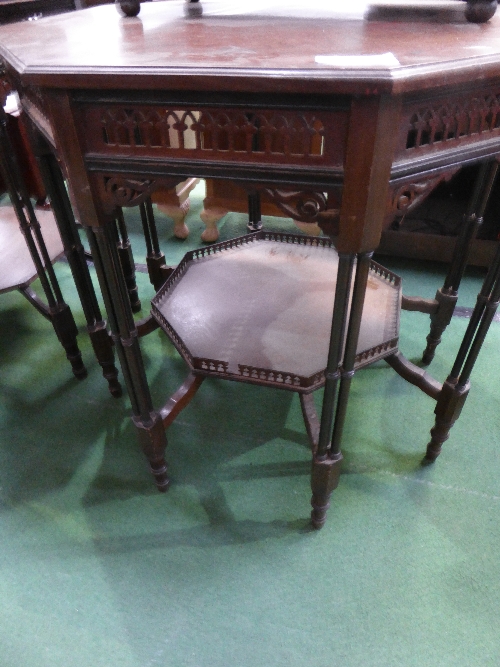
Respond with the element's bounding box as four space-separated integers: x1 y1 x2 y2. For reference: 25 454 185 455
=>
151 232 401 392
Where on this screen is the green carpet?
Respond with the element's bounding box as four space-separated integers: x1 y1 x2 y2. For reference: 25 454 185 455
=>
1 186 499 667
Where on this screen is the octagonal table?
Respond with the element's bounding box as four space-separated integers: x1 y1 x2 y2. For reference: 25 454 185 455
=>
1 1 500 527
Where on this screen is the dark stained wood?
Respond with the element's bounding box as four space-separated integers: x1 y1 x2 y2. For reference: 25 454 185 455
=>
385 352 442 399
159 373 204 429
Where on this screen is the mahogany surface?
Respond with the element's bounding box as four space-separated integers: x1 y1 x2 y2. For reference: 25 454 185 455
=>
2 1 500 526
1 2 500 92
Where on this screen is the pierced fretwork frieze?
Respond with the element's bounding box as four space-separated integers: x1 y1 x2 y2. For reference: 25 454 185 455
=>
404 91 500 152
98 108 325 157
82 104 348 166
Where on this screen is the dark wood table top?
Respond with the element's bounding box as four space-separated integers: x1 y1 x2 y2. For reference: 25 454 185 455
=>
1 0 500 95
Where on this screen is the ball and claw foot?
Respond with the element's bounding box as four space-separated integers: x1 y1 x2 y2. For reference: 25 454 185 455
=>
156 200 191 240
200 207 227 243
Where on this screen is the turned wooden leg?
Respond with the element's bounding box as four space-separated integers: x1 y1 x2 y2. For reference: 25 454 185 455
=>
134 412 170 491
93 221 169 490
311 451 343 529
48 302 87 379
423 161 498 363
115 209 141 313
426 236 500 461
27 128 122 397
311 253 356 528
0 106 89 382
20 285 87 380
425 379 470 461
87 318 122 398
422 288 458 364
139 199 169 291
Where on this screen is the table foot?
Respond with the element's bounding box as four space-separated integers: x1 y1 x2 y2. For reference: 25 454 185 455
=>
156 199 191 240
310 451 343 529
88 322 122 397
200 206 227 243
52 305 87 380
424 378 470 462
133 412 170 491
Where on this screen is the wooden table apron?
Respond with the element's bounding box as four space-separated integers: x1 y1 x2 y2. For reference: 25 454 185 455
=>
4 4 500 525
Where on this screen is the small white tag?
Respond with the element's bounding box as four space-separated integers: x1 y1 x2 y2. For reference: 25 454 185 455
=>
315 52 401 68
3 91 21 117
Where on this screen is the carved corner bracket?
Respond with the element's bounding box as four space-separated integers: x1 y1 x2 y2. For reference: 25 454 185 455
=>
259 187 340 237
260 188 329 222
101 175 184 213
388 168 461 223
